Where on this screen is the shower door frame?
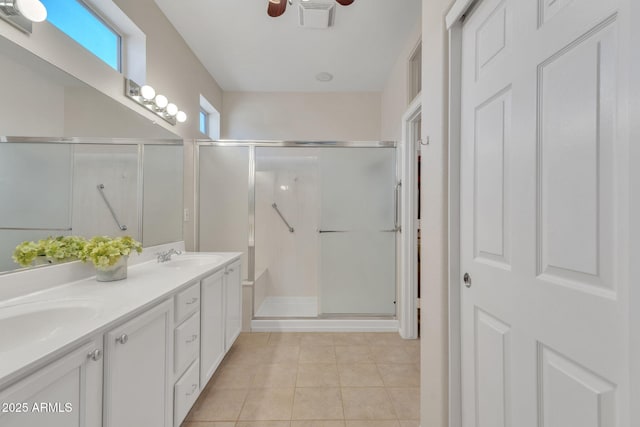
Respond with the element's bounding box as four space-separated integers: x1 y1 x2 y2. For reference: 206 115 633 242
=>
196 140 410 324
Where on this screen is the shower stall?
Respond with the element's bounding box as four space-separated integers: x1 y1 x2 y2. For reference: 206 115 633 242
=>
198 141 398 329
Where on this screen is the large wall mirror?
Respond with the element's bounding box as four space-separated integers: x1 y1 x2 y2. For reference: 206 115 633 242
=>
0 34 184 273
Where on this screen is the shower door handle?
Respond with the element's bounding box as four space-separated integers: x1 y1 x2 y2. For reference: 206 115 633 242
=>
394 181 402 233
318 230 349 234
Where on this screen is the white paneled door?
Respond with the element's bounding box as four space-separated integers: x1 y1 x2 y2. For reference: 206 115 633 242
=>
459 0 630 426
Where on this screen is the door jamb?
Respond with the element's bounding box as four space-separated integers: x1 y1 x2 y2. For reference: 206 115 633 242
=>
446 1 476 426
399 96 422 339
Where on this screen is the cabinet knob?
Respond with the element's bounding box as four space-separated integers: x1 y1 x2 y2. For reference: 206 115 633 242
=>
186 334 198 344
186 297 198 305
116 334 129 344
87 349 102 361
228 268 234 272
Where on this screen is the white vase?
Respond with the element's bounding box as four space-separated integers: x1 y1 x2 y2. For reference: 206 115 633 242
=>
96 256 128 282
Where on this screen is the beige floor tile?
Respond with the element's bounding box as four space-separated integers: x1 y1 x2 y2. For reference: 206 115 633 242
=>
345 421 399 427
297 363 340 387
234 333 271 347
369 346 413 364
210 364 258 389
338 364 384 387
268 332 303 345
239 388 295 421
291 421 346 427
364 333 406 346
387 388 420 420
335 346 374 364
265 345 301 364
291 387 344 420
235 422 291 427
341 388 397 420
299 346 336 364
332 333 369 346
399 421 420 427
404 346 420 364
188 388 248 422
181 422 235 427
377 364 420 387
224 345 272 366
300 333 335 346
252 363 298 388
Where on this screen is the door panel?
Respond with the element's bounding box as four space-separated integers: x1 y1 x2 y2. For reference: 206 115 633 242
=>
459 0 629 425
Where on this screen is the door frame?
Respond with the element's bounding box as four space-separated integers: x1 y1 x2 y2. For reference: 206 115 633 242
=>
445 1 478 426
399 96 422 339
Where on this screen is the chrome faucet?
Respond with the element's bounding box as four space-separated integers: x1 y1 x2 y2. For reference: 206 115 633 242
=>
156 248 182 263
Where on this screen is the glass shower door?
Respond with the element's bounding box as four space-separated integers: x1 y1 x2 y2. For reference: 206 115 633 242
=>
318 148 397 316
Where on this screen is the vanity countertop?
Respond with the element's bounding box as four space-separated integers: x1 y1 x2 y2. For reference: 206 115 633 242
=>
0 252 241 389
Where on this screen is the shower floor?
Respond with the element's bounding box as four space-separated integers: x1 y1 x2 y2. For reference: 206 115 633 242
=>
255 296 318 317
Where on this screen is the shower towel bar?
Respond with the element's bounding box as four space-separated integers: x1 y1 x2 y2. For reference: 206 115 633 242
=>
272 203 294 233
97 184 128 231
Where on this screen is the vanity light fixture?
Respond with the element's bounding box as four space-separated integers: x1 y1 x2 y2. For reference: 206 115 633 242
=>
125 78 187 126
0 0 47 34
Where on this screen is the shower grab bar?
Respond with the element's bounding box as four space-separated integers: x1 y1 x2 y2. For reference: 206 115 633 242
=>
97 184 128 231
272 203 294 233
318 230 348 233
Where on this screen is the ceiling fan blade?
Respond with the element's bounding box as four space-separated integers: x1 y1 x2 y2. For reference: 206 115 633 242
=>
267 0 287 17
335 0 354 5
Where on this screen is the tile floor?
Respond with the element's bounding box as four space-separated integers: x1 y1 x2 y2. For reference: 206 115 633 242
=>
183 332 420 427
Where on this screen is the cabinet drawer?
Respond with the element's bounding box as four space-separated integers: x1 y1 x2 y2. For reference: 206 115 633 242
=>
174 359 200 427
175 311 200 375
175 283 200 323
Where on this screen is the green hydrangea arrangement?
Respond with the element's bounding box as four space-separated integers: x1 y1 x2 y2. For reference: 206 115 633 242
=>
79 236 142 270
12 236 87 267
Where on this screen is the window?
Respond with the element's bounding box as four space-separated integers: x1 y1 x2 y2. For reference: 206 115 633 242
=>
199 109 209 136
41 0 121 71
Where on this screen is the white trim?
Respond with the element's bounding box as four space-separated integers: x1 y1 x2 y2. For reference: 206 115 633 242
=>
199 94 220 139
399 96 422 340
251 319 399 333
447 19 464 427
445 0 476 29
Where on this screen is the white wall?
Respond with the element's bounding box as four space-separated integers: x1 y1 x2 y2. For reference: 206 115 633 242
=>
420 0 455 427
222 92 381 141
381 24 422 142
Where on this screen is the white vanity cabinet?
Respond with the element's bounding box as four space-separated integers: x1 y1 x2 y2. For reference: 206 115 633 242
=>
0 339 103 427
103 299 173 427
224 260 242 351
199 268 225 386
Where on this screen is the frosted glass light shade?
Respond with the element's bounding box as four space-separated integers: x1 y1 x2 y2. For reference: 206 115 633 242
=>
166 103 178 116
154 94 168 109
15 0 47 22
176 111 187 123
140 85 155 101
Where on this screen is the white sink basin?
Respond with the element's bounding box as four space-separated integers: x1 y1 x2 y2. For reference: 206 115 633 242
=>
161 254 223 269
0 300 101 353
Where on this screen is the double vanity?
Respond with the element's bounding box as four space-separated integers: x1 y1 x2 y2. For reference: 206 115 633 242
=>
0 251 242 427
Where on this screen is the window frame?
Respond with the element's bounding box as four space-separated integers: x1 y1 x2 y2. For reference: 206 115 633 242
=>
44 0 123 72
199 109 210 136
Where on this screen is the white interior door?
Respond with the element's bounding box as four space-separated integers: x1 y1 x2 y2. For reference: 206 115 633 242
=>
459 0 630 426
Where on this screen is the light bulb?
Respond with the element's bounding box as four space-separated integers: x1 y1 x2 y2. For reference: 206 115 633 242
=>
140 85 155 101
269 0 281 3
154 94 168 109
176 111 187 123
15 0 47 23
166 103 178 116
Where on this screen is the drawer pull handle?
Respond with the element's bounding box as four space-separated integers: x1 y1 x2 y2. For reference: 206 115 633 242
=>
228 268 234 272
87 349 102 361
116 334 128 344
186 334 198 344
186 384 198 396
186 297 198 305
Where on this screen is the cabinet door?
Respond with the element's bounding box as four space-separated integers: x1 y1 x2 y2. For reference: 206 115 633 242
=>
224 260 242 351
200 269 225 386
104 300 173 427
0 339 103 427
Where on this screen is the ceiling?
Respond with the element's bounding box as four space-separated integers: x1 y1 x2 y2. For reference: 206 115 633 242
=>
153 0 421 92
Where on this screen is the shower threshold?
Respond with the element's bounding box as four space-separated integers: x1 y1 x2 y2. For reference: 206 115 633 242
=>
251 317 399 333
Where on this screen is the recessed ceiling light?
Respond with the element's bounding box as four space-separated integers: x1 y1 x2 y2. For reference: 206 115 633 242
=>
316 72 333 82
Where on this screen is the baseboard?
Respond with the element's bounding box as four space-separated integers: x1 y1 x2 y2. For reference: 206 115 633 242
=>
250 318 399 332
